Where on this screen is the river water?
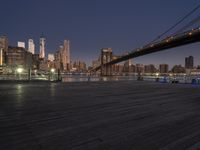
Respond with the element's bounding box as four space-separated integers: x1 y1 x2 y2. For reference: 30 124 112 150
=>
61 74 199 84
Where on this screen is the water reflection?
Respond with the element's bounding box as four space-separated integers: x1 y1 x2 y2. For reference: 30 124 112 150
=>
16 84 24 107
61 75 138 82
61 74 199 83
50 83 56 97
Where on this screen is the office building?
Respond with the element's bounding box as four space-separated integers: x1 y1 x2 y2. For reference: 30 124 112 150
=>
73 60 87 72
48 53 55 62
6 47 32 69
28 39 35 54
136 64 144 73
159 64 169 74
144 64 157 73
39 36 46 59
0 36 8 66
18 42 25 48
171 65 185 73
185 56 194 69
63 40 70 71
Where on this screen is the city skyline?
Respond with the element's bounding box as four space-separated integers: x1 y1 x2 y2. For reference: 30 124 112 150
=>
3 35 200 69
1 0 200 67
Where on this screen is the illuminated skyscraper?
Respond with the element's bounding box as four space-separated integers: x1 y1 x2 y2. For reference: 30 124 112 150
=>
63 40 70 71
28 39 35 54
39 36 46 59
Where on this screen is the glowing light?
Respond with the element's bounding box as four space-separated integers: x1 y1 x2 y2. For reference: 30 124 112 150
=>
17 68 23 73
51 68 55 73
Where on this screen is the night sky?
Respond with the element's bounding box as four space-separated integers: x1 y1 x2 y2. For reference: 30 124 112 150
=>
1 0 200 67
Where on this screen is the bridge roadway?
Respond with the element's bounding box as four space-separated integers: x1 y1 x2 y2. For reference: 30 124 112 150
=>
93 26 200 71
1 81 200 150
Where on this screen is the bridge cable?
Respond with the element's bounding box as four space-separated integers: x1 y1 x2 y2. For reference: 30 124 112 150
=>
149 3 200 44
173 15 200 35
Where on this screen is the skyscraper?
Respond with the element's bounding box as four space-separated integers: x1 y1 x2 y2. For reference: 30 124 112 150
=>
63 40 70 71
185 56 193 69
28 39 35 54
0 48 2 66
0 36 8 66
39 36 46 59
0 36 8 51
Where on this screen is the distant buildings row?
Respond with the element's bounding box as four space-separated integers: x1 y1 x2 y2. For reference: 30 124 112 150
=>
17 37 45 59
0 36 198 75
0 35 87 74
92 48 197 75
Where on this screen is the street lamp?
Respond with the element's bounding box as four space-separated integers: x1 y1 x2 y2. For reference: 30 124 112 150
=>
155 73 159 82
16 67 23 80
49 68 55 81
50 68 55 73
17 67 23 73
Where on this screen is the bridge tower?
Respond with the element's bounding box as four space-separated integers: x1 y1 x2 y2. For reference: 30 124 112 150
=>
101 48 113 76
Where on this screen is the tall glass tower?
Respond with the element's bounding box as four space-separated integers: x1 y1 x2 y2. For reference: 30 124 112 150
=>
28 39 35 54
39 36 46 59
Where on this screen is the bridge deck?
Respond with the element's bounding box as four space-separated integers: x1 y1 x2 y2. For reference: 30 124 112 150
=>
1 81 200 150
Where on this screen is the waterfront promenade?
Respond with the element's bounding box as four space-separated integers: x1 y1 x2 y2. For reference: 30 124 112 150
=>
1 81 200 150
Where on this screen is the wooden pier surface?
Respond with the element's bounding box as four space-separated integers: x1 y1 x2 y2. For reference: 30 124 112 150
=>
1 81 200 150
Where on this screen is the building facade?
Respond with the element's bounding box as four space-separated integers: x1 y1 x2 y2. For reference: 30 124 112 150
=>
48 53 55 62
63 40 70 71
0 36 8 66
144 64 157 73
73 60 87 72
39 36 46 59
171 65 185 73
32 54 39 70
136 64 144 73
18 42 25 48
6 47 32 70
159 64 169 74
28 39 35 54
185 56 193 69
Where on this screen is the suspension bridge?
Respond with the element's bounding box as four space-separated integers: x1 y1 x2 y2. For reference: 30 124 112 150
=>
91 4 200 76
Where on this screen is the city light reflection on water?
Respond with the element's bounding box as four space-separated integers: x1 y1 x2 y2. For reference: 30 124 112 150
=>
16 84 24 107
61 75 200 83
50 83 56 97
61 75 138 82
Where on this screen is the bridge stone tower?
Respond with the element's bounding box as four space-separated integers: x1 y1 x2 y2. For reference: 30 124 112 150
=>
101 48 113 76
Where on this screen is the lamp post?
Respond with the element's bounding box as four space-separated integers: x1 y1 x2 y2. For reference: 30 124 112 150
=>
49 68 55 81
155 73 159 82
16 67 23 80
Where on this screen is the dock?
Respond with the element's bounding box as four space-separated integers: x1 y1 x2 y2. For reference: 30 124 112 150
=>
1 81 200 150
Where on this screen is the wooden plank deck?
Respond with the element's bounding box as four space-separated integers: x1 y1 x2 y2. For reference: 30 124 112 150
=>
1 81 200 150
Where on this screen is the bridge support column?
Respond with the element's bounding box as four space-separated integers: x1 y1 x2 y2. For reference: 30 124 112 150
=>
101 48 113 76
101 65 112 76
